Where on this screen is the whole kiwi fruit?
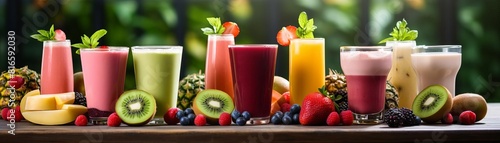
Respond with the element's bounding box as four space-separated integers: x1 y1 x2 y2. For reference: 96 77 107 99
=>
192 89 234 125
451 93 487 121
412 85 453 123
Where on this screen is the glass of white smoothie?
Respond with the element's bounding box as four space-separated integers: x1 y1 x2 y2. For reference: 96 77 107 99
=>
411 45 461 97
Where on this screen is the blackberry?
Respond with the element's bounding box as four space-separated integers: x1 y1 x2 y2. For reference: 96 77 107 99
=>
384 108 403 128
74 92 87 107
337 102 348 111
399 108 417 126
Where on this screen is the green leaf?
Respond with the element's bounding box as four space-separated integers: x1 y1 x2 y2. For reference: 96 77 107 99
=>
378 18 418 44
71 43 87 49
302 32 314 38
407 30 418 40
82 35 91 47
298 12 308 28
201 27 215 35
204 17 223 35
90 29 107 44
76 50 80 54
305 18 314 30
217 27 226 34
37 30 49 37
49 24 55 40
378 37 396 44
31 34 48 42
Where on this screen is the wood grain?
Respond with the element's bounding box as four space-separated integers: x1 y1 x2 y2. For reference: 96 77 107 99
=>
1 104 500 143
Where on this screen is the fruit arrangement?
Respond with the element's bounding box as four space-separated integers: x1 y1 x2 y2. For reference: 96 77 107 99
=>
0 66 41 110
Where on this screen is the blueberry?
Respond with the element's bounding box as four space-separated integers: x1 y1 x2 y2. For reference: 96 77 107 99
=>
231 110 241 123
290 104 301 114
176 110 185 119
414 116 422 125
282 116 292 125
284 112 292 119
271 114 282 125
242 111 251 121
236 117 247 126
187 114 196 125
185 108 194 115
180 117 190 126
274 111 284 118
292 114 300 124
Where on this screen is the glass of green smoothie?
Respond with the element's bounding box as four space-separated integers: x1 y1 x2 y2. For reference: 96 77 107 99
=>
132 46 183 124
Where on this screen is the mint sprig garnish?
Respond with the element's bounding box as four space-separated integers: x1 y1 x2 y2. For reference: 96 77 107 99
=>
296 12 317 38
201 17 226 35
378 19 418 44
71 29 107 54
31 25 55 42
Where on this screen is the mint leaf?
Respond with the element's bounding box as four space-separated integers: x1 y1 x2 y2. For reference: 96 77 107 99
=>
31 24 57 42
49 25 55 39
203 17 224 35
298 12 308 28
379 18 418 44
72 29 108 54
31 34 48 42
71 43 87 49
201 27 215 35
82 35 91 47
37 30 49 37
90 29 107 44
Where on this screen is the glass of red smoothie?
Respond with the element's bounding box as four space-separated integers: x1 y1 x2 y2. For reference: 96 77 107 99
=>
340 46 392 124
228 44 278 125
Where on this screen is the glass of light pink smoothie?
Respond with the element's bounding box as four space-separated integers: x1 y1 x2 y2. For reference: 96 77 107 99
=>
412 45 461 97
340 46 392 124
205 34 235 100
41 40 74 94
80 47 129 124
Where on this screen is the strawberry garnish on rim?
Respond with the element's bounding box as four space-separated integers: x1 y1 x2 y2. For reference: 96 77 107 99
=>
54 29 66 41
276 25 298 46
222 22 240 37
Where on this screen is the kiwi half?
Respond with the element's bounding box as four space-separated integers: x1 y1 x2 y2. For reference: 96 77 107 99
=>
192 89 234 124
115 90 156 126
412 85 453 123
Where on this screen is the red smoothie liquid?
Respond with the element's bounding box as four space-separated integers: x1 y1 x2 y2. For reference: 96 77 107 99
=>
229 45 277 118
346 75 386 114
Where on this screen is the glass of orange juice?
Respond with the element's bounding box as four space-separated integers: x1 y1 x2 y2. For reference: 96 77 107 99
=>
289 38 325 106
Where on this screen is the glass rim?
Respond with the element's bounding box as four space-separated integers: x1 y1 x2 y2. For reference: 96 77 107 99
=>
414 45 462 49
228 44 278 48
385 40 415 43
80 46 129 51
290 38 325 41
131 46 183 50
207 34 234 37
43 40 70 42
340 46 391 51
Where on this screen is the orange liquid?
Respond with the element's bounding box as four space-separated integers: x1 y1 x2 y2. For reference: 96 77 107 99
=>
289 38 325 106
40 40 73 94
205 34 235 99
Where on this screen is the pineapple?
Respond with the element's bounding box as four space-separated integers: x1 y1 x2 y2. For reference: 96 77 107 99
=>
324 68 399 112
0 66 41 109
177 71 205 110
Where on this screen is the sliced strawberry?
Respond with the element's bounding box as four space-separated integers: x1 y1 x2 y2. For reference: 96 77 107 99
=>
276 26 298 46
222 22 240 37
54 29 66 41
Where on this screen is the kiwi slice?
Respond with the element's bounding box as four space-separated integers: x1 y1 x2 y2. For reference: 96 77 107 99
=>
192 89 234 124
412 85 453 123
115 90 156 126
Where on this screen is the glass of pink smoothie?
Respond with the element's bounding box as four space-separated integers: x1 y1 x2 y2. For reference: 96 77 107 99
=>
80 47 129 124
340 46 392 124
229 44 278 125
41 40 74 94
412 45 461 97
205 34 235 100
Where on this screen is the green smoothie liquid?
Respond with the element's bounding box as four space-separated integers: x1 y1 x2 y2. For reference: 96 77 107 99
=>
132 47 183 119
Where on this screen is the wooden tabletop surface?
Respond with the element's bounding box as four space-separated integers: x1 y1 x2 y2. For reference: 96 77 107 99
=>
1 103 500 143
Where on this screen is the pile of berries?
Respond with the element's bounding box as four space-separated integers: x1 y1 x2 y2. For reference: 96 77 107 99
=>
231 110 251 126
384 108 421 128
271 104 301 125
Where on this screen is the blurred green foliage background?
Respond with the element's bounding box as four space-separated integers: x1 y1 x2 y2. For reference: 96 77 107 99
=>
1 0 499 102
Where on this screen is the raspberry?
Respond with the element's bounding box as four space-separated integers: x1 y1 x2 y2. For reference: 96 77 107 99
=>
280 103 291 113
164 108 180 125
219 112 231 126
459 111 476 125
8 76 24 89
326 112 340 126
441 113 453 124
14 106 22 122
194 114 207 126
2 108 10 121
283 92 290 104
385 109 403 128
107 113 122 127
399 108 416 126
340 110 354 126
75 115 88 126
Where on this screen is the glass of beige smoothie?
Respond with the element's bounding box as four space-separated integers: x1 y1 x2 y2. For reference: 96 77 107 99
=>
386 41 418 109
411 45 461 97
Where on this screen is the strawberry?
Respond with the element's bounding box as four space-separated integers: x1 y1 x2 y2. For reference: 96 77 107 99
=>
280 103 291 113
441 113 453 124
54 29 66 41
194 114 207 126
219 112 231 126
164 108 180 125
340 110 354 126
299 92 335 125
283 92 290 104
276 25 298 46
75 115 88 126
2 108 9 121
8 76 24 89
222 22 240 37
459 111 476 125
107 113 122 127
326 112 340 126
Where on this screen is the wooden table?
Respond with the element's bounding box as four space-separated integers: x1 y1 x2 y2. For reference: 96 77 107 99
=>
2 104 500 143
